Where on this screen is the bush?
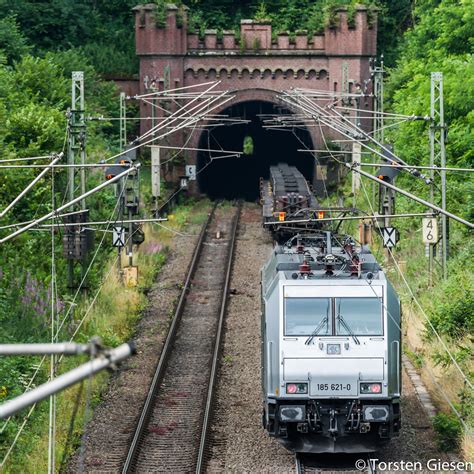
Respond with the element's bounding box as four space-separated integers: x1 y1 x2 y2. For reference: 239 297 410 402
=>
433 412 463 452
430 293 474 339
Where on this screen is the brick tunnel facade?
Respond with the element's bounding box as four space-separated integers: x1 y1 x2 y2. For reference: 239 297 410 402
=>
133 3 377 197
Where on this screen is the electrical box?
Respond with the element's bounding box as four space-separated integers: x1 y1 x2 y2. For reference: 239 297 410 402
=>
62 211 94 260
124 266 138 287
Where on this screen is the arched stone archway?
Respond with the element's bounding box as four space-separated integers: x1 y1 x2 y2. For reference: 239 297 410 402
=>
184 89 317 199
195 97 316 199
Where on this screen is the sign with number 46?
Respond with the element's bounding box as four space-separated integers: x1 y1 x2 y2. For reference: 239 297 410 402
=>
422 218 438 244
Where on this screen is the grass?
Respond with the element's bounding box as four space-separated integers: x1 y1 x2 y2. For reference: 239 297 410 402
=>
1 198 211 473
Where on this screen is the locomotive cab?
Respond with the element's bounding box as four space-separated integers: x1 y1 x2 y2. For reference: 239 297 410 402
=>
261 233 401 453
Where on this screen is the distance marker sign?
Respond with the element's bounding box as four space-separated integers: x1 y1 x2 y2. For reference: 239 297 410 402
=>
186 165 196 181
422 218 438 244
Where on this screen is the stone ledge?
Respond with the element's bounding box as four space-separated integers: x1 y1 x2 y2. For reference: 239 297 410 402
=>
402 355 437 419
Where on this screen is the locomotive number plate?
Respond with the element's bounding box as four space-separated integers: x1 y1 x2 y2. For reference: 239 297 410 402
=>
316 383 352 392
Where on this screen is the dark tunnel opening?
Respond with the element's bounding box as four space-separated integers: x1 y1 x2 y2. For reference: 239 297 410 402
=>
197 101 314 201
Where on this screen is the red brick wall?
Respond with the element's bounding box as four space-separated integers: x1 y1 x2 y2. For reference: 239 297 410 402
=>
133 3 377 193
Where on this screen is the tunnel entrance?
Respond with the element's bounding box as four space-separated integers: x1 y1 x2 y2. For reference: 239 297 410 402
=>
197 101 314 200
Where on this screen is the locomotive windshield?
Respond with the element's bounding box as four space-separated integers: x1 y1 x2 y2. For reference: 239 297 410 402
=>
336 297 383 336
284 297 383 336
284 298 331 336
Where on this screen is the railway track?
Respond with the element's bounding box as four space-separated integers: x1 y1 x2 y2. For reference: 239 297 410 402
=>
122 201 241 473
295 453 376 474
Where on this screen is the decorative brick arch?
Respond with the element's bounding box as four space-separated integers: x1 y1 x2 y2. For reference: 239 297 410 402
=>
133 3 377 194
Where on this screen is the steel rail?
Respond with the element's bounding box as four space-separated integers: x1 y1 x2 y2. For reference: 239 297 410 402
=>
295 453 303 474
121 203 218 473
196 201 242 473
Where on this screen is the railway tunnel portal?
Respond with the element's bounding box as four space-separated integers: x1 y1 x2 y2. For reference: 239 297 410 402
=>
133 3 377 198
196 95 315 200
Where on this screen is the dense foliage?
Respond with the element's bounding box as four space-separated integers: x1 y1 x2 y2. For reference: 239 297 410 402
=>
384 0 473 342
0 39 124 465
0 0 417 76
0 0 138 75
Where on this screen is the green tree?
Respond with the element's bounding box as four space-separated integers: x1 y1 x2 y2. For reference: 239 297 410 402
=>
0 15 30 64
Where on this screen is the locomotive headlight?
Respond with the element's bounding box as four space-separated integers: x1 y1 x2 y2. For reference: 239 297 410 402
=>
364 405 389 421
360 383 382 394
280 405 305 422
286 383 308 394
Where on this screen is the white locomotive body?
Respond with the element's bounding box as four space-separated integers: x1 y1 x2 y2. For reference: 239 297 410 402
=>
261 233 401 453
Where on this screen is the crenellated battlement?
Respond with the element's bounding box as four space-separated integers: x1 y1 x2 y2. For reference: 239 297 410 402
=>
133 3 188 55
185 26 326 53
133 3 377 56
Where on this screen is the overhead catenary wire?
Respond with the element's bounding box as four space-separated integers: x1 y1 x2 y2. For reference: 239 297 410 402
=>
0 183 127 456
0 405 36 469
0 210 90 231
102 91 235 164
293 96 419 174
359 180 474 435
354 163 474 173
38 217 167 228
0 163 132 169
133 82 241 147
279 91 423 177
278 90 473 228
134 81 224 145
0 155 55 163
263 212 437 226
0 154 62 218
0 164 139 244
333 105 430 120
314 120 474 390
349 166 473 229
87 116 248 123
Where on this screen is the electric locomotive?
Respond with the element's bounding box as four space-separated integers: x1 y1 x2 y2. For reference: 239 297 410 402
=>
261 232 401 453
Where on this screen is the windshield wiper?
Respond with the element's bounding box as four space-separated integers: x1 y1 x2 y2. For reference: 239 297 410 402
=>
337 301 360 345
305 301 330 345
305 315 328 345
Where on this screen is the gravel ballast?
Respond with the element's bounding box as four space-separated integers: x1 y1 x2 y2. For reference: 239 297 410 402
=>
67 217 203 473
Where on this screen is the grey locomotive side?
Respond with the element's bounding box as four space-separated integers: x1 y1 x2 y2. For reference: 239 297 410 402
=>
261 233 401 453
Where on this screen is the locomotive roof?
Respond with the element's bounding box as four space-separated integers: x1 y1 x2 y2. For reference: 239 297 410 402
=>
263 242 385 286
